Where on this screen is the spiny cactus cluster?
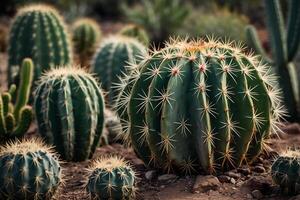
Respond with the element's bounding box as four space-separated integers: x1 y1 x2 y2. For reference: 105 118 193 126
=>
91 35 147 103
116 37 284 174
72 18 101 67
8 4 72 85
34 67 105 161
0 58 33 143
86 156 136 200
0 139 62 200
119 24 150 46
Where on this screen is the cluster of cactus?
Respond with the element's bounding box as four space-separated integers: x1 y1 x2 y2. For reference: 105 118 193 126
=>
0 58 33 143
34 66 105 161
0 138 62 200
119 24 150 46
8 4 72 85
86 156 136 200
271 149 300 195
91 35 147 103
245 0 300 121
116 37 284 174
72 18 101 67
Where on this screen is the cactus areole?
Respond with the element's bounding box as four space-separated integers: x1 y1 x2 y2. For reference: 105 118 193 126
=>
116 38 284 174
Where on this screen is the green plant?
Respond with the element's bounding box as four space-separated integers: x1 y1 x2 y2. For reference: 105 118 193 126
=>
119 24 150 46
0 58 33 143
116 37 284 174
8 4 72 85
271 149 300 195
86 156 136 200
0 138 62 200
72 18 101 67
245 0 300 121
34 67 105 161
91 35 147 103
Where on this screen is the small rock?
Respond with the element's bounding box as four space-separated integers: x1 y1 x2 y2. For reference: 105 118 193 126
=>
225 171 241 179
230 178 236 184
246 193 253 199
192 175 221 193
218 175 231 183
238 167 251 176
145 170 157 180
236 181 244 187
244 176 272 194
253 166 266 173
157 174 178 183
252 190 263 199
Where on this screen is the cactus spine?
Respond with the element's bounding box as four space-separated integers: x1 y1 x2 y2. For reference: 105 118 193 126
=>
245 0 300 121
0 58 33 143
8 4 72 85
87 156 136 200
119 24 150 46
116 37 284 174
0 139 62 200
34 67 105 161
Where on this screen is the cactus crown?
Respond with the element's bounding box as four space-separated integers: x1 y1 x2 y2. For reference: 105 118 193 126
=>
89 156 132 172
39 65 95 79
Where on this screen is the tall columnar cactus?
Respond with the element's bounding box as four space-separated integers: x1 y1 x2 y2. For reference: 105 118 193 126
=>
91 35 147 103
0 139 62 200
0 58 33 143
119 24 150 46
86 156 136 200
245 0 300 121
271 149 300 195
72 18 101 67
116 38 284 174
34 67 105 161
8 4 72 85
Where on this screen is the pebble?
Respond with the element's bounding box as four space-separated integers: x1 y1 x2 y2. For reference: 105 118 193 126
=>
157 174 178 183
218 175 231 183
238 167 251 176
230 178 236 184
246 193 253 199
225 171 241 179
253 166 265 173
145 170 157 180
252 190 263 199
236 181 244 187
192 175 221 193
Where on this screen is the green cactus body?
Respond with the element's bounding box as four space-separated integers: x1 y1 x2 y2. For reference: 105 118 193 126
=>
116 38 283 174
0 139 61 200
119 24 150 46
34 67 105 161
91 35 147 103
72 18 101 67
87 156 136 200
8 4 72 85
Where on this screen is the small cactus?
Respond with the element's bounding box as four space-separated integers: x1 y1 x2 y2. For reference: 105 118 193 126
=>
72 18 102 67
119 24 150 46
86 156 136 200
0 138 62 200
34 66 105 161
0 58 33 143
8 4 72 85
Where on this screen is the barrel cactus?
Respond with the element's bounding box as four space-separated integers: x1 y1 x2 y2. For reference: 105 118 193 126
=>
116 37 284 174
91 35 147 103
119 24 150 46
72 18 101 67
34 66 105 161
86 156 136 200
0 58 33 144
8 4 72 85
0 138 62 200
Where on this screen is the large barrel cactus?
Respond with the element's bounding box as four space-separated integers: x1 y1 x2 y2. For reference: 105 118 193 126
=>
116 38 284 174
91 35 147 103
34 67 105 161
0 139 62 200
8 4 72 85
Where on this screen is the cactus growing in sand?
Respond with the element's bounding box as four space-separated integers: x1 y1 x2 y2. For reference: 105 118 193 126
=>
0 139 62 200
119 24 150 46
34 67 105 161
86 156 136 200
8 4 72 85
116 37 285 174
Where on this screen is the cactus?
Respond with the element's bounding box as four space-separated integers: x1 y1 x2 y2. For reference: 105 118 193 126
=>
34 66 105 161
86 156 136 200
115 37 285 174
0 138 62 200
0 58 33 143
119 24 150 46
72 18 101 67
8 4 72 85
245 0 300 121
271 149 300 195
91 35 147 104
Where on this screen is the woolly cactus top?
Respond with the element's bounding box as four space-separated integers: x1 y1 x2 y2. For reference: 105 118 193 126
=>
89 156 133 172
73 18 101 31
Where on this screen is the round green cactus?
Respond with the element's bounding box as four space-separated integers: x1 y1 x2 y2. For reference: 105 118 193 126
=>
91 35 147 103
72 18 101 67
119 24 150 46
116 37 284 174
34 67 105 161
87 156 136 200
8 4 72 85
0 138 62 200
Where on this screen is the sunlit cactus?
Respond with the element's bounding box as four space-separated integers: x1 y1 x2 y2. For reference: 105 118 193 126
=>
116 37 285 174
8 4 72 85
86 156 136 200
119 24 150 46
0 138 62 200
34 66 105 161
